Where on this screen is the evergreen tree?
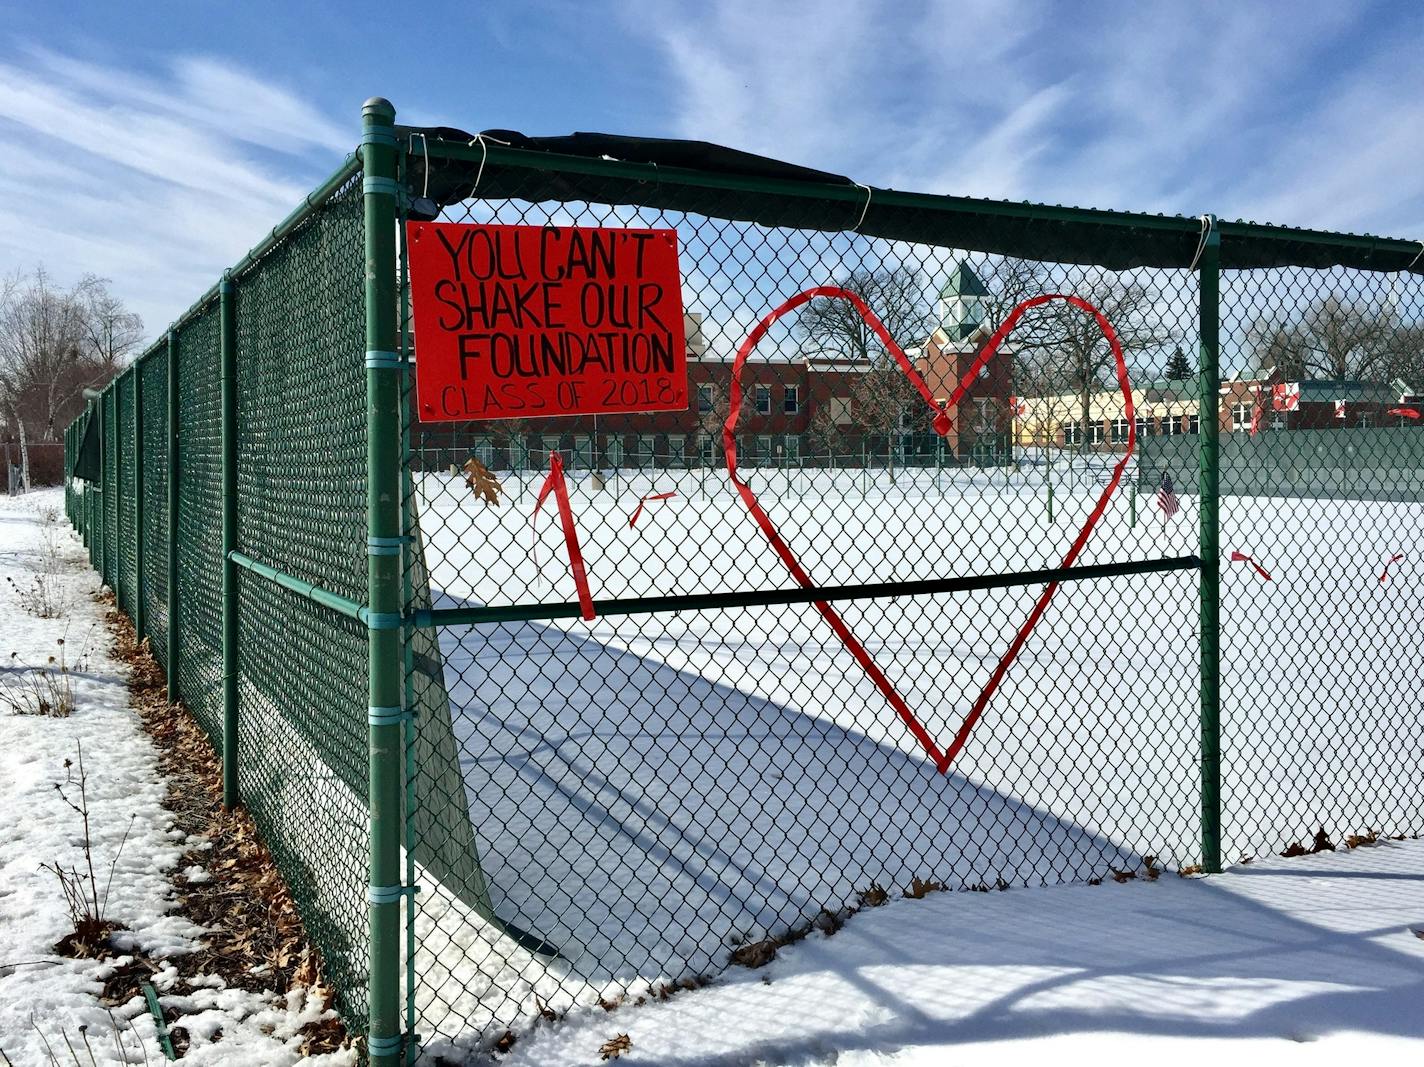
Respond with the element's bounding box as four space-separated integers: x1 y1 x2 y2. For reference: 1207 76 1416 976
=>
1165 345 1193 380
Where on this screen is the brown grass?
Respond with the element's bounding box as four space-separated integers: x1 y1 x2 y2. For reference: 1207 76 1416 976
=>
102 598 349 1059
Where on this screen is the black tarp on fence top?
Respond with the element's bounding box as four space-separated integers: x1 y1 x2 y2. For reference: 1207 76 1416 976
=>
401 125 1424 275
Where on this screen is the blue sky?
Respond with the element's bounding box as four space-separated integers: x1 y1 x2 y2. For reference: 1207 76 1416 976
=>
2 0 1423 338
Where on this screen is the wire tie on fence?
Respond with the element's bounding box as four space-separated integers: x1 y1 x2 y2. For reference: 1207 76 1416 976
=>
367 1034 405 1056
466 132 512 199
367 534 411 556
369 705 414 726
1189 214 1213 271
363 175 406 203
365 349 405 370
367 883 420 905
850 182 873 232
417 132 431 200
359 128 398 148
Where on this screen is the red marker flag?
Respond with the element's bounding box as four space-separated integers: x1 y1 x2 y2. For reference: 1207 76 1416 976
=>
1230 551 1273 581
531 452 595 620
629 491 677 528
1380 553 1405 583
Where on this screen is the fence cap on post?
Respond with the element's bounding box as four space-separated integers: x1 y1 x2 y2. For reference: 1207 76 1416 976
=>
363 97 396 122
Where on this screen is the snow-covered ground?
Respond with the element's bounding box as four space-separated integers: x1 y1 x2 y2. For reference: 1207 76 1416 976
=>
0 488 353 1066
409 463 1424 1047
501 838 1424 1066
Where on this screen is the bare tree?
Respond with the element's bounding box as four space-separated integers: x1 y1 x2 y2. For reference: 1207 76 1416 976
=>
980 264 1172 447
796 267 933 472
797 267 929 361
1250 294 1402 382
0 268 140 490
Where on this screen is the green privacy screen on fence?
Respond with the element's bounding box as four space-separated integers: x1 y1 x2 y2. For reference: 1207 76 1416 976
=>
63 99 1424 1064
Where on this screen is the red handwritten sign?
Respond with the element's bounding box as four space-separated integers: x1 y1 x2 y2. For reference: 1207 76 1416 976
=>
406 222 688 422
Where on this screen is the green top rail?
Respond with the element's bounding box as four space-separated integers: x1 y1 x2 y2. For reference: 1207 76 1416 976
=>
404 127 1423 274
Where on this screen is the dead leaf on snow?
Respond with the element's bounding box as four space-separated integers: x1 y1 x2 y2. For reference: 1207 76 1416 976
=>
600 1033 632 1060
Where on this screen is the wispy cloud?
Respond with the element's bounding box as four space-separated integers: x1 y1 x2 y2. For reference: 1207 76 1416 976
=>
0 48 350 340
630 0 1424 238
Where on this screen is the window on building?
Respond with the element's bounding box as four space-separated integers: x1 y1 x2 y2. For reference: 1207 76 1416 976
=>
696 383 714 414
755 385 772 415
668 435 686 465
1063 424 1083 446
757 435 774 463
784 435 801 461
829 396 854 425
1088 421 1105 445
699 436 717 464
1231 402 1251 431
783 386 800 413
1163 416 1180 436
1111 418 1130 443
1135 417 1150 440
1187 415 1200 435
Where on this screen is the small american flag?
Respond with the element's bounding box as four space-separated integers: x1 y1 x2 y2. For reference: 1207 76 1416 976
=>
1155 473 1179 519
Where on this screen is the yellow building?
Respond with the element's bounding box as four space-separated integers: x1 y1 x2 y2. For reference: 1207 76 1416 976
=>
1016 380 1201 448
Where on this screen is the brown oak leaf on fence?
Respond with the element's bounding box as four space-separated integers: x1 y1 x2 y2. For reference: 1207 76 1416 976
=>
462 457 503 506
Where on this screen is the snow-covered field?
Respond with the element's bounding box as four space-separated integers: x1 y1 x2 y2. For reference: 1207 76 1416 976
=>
410 463 1424 1045
0 489 353 1066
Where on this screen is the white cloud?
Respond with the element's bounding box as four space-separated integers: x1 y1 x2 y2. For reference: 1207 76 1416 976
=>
630 0 1424 239
0 48 351 341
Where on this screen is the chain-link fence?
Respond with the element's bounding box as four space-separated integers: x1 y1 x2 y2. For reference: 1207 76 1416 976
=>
62 100 1424 1063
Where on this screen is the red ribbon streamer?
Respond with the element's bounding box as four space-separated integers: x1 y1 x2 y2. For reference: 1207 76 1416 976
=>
725 287 1134 774
532 452 596 620
1230 551 1273 581
1387 407 1421 419
629 491 677 528
1380 553 1405 583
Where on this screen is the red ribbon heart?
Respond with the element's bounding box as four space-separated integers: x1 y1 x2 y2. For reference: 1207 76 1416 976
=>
724 286 1135 773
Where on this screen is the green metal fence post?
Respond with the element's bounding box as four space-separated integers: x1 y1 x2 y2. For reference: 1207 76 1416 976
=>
220 278 240 810
361 96 405 1067
1197 216 1222 874
134 363 147 643
167 331 180 699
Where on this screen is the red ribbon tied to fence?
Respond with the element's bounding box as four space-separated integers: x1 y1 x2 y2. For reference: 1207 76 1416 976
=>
532 451 596 620
629 491 677 528
1387 407 1421 419
1380 553 1405 583
1229 551 1273 581
725 286 1135 773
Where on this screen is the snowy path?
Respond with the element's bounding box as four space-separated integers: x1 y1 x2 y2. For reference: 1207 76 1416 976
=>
0 489 352 1066
502 839 1424 1066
